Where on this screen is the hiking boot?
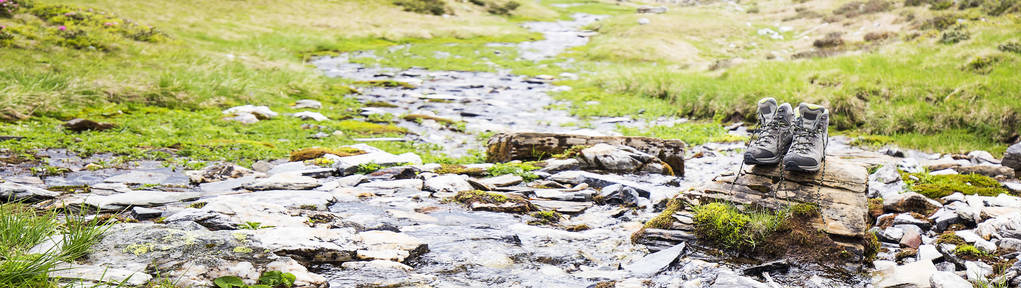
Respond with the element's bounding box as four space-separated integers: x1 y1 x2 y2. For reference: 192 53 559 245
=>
783 103 829 172
744 98 794 165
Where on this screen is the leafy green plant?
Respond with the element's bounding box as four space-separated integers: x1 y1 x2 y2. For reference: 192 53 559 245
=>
355 162 383 174
487 162 540 181
213 271 296 288
238 222 274 230
940 25 971 44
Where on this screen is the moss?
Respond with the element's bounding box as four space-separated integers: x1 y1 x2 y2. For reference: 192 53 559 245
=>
354 80 417 89
864 231 881 262
868 198 884 218
529 210 561 225
936 232 967 245
186 202 207 209
790 203 820 218
356 162 383 174
454 190 509 204
434 164 487 176
336 120 408 135
691 202 789 251
593 281 616 288
124 243 154 256
289 147 366 161
644 198 685 230
452 190 533 212
902 171 1008 199
233 246 253 254
955 244 988 260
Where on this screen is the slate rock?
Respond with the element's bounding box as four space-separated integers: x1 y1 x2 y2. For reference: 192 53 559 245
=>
1003 142 1021 172
872 260 937 288
244 173 320 191
625 242 686 277
930 271 972 288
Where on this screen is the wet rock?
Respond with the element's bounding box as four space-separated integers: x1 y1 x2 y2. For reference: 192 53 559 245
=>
625 242 685 277
49 262 151 286
1003 142 1021 172
872 260 936 288
533 188 595 202
711 269 769 288
366 166 419 181
530 199 593 213
930 271 972 288
293 99 323 109
84 191 201 211
252 227 359 264
578 144 673 175
131 207 163 220
550 171 653 198
187 163 254 184
600 182 642 203
742 259 790 276
541 158 583 173
894 213 933 230
0 181 61 201
872 165 902 184
476 174 524 187
929 208 961 232
333 144 422 175
955 164 1015 178
83 223 326 288
293 111 329 121
423 174 473 195
999 238 1021 251
356 230 428 263
884 192 942 214
244 173 320 190
917 244 942 262
357 179 423 192
103 171 172 185
223 105 278 119
487 132 685 176
331 259 435 287
64 118 116 132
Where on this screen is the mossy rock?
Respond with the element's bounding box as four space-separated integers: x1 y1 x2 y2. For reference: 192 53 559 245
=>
434 164 487 176
452 190 534 213
289 147 366 161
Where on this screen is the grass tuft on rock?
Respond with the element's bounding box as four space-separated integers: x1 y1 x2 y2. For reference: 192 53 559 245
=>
936 232 968 245
529 210 561 225
0 202 111 287
691 202 789 251
289 147 366 161
487 162 540 181
902 171 1009 199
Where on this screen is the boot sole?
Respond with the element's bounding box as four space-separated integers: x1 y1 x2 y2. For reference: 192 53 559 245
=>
783 159 822 172
744 153 782 165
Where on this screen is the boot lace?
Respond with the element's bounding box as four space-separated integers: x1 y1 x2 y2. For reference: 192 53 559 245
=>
790 124 820 154
752 119 786 147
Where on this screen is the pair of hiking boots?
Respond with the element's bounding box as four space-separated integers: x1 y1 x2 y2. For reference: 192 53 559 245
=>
743 98 829 172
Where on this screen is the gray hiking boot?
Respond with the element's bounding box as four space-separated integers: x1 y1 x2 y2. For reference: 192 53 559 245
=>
744 98 794 165
783 103 829 172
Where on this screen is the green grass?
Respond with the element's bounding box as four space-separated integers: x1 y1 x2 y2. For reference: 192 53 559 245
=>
902 171 1010 199
618 122 747 146
486 162 540 181
0 202 112 288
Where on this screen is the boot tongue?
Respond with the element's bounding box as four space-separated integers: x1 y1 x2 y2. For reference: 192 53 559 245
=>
757 98 778 124
775 103 793 125
798 103 825 130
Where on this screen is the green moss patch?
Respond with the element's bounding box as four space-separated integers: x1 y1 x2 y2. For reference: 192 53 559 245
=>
902 171 1009 199
452 190 534 212
336 120 409 135
529 210 561 225
434 164 487 176
487 162 540 181
691 202 788 251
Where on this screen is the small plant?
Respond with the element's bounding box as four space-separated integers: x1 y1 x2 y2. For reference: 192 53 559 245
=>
940 25 971 44
487 1 520 15
690 202 789 251
0 0 23 18
238 221 274 230
963 55 1002 74
929 0 954 10
998 41 1021 54
355 162 382 174
551 145 588 159
529 210 561 225
936 232 967 245
393 0 448 16
954 244 989 260
487 162 540 181
214 271 296 288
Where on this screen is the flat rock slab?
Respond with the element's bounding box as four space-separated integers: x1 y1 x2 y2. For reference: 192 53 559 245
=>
695 157 868 239
50 263 152 286
84 191 201 211
530 199 593 213
103 171 186 185
486 132 685 176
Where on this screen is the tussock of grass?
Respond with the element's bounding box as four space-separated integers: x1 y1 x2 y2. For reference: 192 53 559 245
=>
902 171 1009 199
0 202 111 287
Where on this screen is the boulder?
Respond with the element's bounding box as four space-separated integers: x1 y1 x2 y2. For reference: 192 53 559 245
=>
187 163 254 184
487 132 685 176
884 192 942 214
696 157 869 239
84 191 201 211
0 181 61 202
423 175 473 195
293 99 323 109
1003 142 1021 172
293 111 329 121
578 143 673 175
956 164 1015 178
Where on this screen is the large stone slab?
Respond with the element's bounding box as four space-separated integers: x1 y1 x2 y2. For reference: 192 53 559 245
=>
486 132 685 176
695 157 868 239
